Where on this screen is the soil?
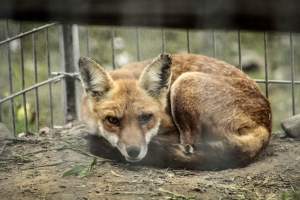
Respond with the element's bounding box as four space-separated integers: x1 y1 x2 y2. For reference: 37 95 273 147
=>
0 122 299 200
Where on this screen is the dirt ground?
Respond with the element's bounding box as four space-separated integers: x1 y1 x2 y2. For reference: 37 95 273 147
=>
0 122 299 200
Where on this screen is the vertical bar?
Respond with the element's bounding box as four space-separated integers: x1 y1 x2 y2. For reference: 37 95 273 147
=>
19 22 29 133
211 30 216 57
0 102 2 122
0 23 2 121
32 32 40 131
71 25 81 118
186 29 190 53
111 28 116 69
46 28 54 128
61 24 77 122
263 32 269 98
6 20 16 136
135 27 141 61
161 28 165 53
289 32 296 115
86 26 90 56
237 30 242 70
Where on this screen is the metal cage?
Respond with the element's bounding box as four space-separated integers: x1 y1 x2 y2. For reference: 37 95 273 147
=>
0 19 299 136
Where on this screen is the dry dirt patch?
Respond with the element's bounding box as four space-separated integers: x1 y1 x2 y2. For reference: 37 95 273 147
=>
0 122 299 200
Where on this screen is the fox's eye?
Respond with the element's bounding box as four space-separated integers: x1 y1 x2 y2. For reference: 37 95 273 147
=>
105 116 120 126
138 113 153 125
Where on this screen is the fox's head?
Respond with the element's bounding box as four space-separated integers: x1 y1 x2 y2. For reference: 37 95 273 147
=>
79 54 172 162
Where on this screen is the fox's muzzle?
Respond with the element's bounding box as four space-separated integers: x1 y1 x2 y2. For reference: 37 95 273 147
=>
126 146 141 158
116 142 148 162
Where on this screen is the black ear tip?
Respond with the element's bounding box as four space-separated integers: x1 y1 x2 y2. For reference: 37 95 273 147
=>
159 53 172 66
78 57 89 67
79 56 96 69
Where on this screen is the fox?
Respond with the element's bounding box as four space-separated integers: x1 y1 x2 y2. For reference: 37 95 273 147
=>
79 53 271 168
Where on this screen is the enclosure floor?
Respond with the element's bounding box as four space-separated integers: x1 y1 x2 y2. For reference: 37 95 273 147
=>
0 123 299 200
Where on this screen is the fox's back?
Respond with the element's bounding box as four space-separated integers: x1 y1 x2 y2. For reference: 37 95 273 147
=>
118 53 271 131
118 53 248 82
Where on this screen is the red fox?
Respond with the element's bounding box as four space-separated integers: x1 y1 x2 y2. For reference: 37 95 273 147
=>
79 53 271 168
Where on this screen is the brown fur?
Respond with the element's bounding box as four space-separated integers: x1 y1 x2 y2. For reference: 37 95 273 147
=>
80 53 272 169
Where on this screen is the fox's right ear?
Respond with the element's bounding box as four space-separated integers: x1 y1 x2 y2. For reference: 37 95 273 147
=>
78 57 114 98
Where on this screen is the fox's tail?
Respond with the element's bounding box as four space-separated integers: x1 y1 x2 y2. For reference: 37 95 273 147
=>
144 126 270 170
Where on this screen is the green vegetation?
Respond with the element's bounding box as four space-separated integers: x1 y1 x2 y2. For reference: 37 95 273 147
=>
0 20 299 135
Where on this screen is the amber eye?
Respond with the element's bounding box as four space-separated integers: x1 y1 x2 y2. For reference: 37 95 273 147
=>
105 116 120 126
138 113 153 125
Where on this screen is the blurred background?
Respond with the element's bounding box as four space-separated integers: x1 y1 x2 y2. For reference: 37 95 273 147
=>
0 20 299 134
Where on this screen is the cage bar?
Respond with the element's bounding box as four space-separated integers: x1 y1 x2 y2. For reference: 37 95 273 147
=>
85 26 90 57
3 0 300 32
255 79 300 85
6 21 16 136
61 24 78 122
211 30 216 57
186 29 190 53
0 75 67 105
0 101 2 122
0 23 56 46
46 28 54 128
111 28 116 69
237 30 242 70
289 32 296 115
135 27 141 61
32 32 40 131
19 23 29 133
161 28 165 53
263 32 269 98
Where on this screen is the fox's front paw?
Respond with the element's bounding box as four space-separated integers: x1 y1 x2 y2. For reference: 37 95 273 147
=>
178 144 194 155
184 144 194 154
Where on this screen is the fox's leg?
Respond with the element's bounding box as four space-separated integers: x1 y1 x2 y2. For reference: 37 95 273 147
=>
170 73 208 154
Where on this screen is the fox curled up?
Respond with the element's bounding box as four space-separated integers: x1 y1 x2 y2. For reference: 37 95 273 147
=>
79 53 271 169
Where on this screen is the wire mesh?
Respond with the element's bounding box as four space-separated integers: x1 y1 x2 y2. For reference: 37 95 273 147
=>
0 20 299 136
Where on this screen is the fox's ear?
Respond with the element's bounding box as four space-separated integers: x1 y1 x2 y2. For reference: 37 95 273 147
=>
78 57 114 98
139 53 172 99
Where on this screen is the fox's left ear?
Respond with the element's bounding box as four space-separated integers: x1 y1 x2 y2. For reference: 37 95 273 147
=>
139 53 172 100
78 57 114 98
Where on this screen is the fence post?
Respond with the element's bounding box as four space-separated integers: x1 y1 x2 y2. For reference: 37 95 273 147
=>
61 24 79 122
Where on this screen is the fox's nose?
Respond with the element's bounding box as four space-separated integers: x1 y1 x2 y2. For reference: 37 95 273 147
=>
126 146 141 158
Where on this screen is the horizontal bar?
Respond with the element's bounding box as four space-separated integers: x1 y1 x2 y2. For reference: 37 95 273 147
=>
2 1 300 32
0 74 298 106
0 74 65 104
0 23 57 46
255 79 300 85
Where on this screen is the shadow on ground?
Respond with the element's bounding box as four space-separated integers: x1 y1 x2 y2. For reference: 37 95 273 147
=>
0 122 299 200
